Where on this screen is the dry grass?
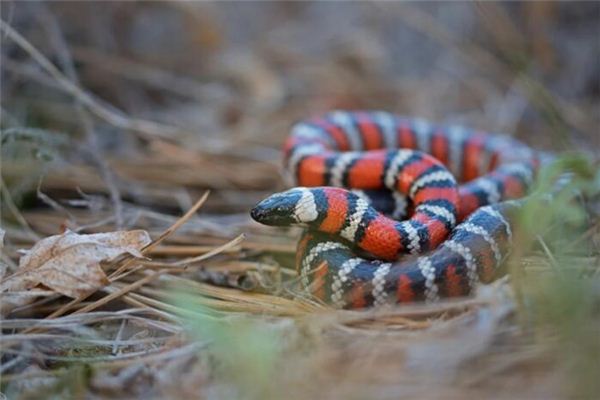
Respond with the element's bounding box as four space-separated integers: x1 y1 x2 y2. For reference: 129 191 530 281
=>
1 2 599 399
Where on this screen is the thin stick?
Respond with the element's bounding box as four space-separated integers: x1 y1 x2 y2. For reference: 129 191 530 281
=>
0 19 181 140
0 176 40 241
109 191 211 278
72 270 166 315
170 233 245 267
536 235 562 273
118 293 181 323
123 291 220 320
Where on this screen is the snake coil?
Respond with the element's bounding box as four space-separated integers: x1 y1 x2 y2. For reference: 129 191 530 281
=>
251 111 541 308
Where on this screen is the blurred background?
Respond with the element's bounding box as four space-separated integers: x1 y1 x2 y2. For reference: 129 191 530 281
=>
1 1 599 219
1 2 599 399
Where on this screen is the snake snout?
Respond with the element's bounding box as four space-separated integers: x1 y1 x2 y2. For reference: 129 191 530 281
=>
249 205 266 222
250 203 278 224
250 194 296 226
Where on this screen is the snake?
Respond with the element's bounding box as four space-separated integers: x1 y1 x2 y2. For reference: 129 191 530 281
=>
250 111 542 308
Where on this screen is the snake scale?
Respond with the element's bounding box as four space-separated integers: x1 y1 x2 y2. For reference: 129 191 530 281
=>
251 111 542 308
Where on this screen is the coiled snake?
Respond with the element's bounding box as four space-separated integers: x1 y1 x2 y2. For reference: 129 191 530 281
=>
251 111 541 308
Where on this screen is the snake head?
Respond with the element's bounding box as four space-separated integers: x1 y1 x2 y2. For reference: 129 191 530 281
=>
250 188 318 226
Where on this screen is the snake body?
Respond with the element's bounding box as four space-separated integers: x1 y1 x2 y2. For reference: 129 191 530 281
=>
251 111 540 308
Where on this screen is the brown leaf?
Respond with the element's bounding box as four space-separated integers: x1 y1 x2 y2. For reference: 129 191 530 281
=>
0 230 151 305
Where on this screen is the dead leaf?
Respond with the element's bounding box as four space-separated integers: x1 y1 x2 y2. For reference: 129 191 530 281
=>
0 229 151 315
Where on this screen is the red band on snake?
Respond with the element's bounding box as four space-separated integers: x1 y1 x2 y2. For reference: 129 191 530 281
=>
251 111 540 308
